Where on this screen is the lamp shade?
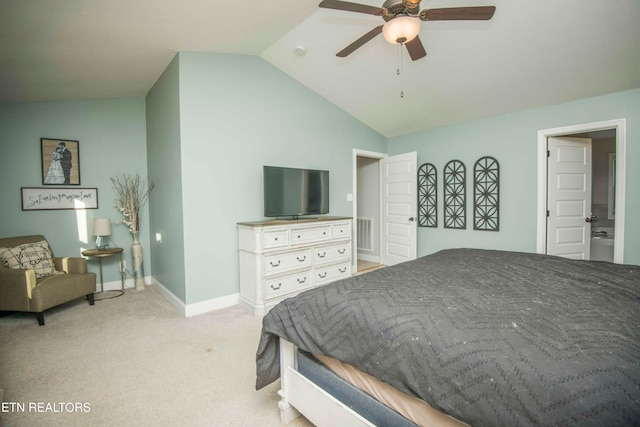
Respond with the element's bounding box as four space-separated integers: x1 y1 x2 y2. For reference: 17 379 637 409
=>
382 16 421 44
93 218 111 236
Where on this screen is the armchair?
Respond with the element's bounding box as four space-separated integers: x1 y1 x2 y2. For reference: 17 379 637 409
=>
0 235 96 325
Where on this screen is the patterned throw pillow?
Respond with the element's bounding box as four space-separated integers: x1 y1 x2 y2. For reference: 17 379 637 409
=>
0 240 56 278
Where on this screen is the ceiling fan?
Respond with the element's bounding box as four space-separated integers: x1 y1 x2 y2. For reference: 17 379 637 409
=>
319 0 496 61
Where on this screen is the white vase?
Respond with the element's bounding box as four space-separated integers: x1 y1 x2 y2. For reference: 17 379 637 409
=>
131 232 145 291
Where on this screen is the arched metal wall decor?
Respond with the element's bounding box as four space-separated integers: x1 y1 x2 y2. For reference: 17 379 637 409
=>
417 163 437 227
443 160 466 229
473 156 500 231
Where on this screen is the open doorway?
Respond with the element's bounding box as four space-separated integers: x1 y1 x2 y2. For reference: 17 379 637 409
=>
566 130 616 262
352 149 418 273
353 150 384 273
537 119 626 263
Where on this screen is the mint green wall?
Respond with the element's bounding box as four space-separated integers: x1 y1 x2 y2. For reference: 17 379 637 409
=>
388 88 640 265
177 52 386 304
5 60 633 310
146 55 187 302
0 98 151 281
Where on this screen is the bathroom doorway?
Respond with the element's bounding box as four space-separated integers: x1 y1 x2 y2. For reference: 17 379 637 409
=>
537 119 626 263
564 130 616 261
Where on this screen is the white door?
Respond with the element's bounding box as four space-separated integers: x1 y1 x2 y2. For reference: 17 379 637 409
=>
547 137 592 260
382 151 417 266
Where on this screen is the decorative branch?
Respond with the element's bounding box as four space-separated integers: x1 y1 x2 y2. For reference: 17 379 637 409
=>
110 173 154 235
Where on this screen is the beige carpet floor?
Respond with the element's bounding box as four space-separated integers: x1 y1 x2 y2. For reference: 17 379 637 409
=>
0 286 313 427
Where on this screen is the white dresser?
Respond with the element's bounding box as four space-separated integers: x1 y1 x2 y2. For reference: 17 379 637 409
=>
238 217 352 315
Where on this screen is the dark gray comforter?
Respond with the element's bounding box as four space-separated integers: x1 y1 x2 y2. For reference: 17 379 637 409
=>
256 249 640 426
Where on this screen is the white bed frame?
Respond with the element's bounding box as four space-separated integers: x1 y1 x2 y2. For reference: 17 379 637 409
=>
278 339 375 427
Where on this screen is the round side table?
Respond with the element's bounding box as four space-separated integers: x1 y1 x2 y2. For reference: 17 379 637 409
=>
82 247 125 299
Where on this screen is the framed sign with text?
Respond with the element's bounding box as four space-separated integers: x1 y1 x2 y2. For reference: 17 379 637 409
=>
21 187 98 211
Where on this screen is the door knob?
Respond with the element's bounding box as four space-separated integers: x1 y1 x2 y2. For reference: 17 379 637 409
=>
409 217 415 222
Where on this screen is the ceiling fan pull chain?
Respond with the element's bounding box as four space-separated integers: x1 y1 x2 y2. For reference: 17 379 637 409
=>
398 43 405 98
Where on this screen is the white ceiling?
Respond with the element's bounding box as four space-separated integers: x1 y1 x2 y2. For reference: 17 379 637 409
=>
1 0 639 138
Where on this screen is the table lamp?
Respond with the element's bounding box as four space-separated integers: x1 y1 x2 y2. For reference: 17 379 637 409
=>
93 218 111 250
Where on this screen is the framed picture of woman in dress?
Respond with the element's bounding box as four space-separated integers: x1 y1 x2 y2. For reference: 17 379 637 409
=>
41 138 80 185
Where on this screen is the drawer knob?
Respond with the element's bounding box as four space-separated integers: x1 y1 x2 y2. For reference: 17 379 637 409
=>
338 249 345 254
269 260 281 267
297 255 306 262
297 277 307 284
317 252 326 258
318 272 327 279
339 268 346 273
271 283 282 290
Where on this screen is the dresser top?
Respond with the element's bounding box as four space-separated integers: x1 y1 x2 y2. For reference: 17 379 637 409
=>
237 216 351 228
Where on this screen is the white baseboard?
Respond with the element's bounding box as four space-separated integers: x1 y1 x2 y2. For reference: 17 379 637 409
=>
146 277 185 315
185 293 240 317
100 275 154 292
100 278 132 291
149 277 240 317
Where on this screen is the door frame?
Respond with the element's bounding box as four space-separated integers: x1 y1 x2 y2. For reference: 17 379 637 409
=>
536 119 626 263
353 149 386 272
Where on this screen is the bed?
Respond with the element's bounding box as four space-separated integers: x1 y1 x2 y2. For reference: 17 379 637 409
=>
256 248 640 426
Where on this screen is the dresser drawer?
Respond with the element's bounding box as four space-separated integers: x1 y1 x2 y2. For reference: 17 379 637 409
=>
291 225 332 245
332 222 351 239
265 271 311 299
314 242 351 265
314 261 350 285
263 229 289 249
264 248 311 275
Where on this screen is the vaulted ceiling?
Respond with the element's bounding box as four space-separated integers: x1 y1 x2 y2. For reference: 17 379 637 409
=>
1 0 639 137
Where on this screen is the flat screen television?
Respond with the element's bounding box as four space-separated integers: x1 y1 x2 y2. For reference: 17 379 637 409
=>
263 166 329 218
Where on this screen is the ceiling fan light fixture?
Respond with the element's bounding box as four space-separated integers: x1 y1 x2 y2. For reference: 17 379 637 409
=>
382 15 420 44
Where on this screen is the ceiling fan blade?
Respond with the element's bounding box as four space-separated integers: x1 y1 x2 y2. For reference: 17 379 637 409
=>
420 6 496 21
337 25 384 57
405 36 427 61
319 0 385 16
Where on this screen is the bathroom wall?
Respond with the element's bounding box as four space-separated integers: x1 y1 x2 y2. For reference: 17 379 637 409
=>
590 137 616 262
592 137 616 230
